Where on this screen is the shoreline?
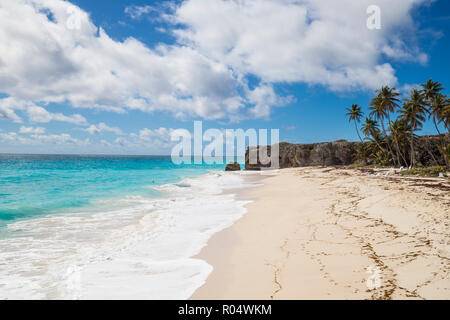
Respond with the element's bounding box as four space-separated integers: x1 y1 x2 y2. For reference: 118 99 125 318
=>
191 167 450 300
0 169 254 300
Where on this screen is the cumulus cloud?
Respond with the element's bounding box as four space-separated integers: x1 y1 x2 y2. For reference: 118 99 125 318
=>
110 127 179 152
27 106 87 125
0 0 432 123
30 133 89 145
0 104 22 123
85 122 123 135
171 0 430 91
246 85 294 118
0 131 89 146
139 127 172 142
0 132 34 145
0 0 248 120
19 126 46 134
0 97 31 123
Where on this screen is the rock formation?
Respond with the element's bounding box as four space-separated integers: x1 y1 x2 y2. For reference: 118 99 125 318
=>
225 162 241 171
245 134 449 170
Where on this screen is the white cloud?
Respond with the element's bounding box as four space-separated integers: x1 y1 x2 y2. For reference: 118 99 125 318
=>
171 0 430 90
246 85 294 118
0 0 248 120
139 127 172 142
100 139 113 147
0 132 34 144
114 137 134 148
27 106 87 125
125 5 155 20
399 83 421 97
30 133 89 145
0 97 31 123
85 122 123 135
107 127 179 152
0 131 89 146
0 0 432 123
19 126 46 134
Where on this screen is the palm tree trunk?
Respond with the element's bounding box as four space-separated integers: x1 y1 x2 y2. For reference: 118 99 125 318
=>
372 134 386 155
387 114 402 167
433 117 442 136
395 140 402 167
399 145 408 167
381 119 397 166
433 117 449 167
393 137 404 167
410 122 415 167
396 138 408 167
354 121 363 142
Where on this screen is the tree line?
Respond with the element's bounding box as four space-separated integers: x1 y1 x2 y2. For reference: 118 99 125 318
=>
346 79 449 168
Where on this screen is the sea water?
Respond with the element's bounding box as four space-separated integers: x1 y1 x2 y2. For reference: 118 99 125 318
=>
0 155 254 299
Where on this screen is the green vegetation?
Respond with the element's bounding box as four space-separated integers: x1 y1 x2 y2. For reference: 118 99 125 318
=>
346 79 449 168
399 166 447 177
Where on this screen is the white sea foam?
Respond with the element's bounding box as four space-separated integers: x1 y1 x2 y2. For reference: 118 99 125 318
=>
0 171 259 300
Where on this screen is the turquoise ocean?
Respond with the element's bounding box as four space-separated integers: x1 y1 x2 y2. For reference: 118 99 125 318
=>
0 154 253 299
0 154 224 228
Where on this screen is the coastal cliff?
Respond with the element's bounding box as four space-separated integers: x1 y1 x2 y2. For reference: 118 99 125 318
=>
245 134 449 170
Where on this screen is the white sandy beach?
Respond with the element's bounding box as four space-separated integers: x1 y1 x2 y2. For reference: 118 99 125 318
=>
192 167 450 300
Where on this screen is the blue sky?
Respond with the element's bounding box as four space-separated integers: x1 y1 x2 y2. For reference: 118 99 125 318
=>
0 0 449 154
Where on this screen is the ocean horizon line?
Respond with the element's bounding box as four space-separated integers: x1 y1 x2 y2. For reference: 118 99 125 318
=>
0 153 173 157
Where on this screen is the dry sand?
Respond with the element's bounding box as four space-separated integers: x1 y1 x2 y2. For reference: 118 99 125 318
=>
191 167 450 300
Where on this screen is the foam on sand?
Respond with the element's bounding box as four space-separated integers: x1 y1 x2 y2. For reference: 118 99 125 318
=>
0 171 258 300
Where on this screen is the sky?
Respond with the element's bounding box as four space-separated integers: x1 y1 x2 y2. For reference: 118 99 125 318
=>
0 0 449 155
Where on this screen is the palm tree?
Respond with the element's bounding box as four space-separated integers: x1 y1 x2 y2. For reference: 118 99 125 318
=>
420 79 444 104
346 104 364 142
399 89 427 167
369 86 400 166
362 118 379 139
389 119 411 166
380 86 401 166
444 104 450 133
428 93 449 135
377 86 401 119
420 80 448 167
361 117 385 153
428 94 450 167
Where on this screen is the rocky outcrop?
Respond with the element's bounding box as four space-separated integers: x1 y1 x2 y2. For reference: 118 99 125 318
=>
245 134 449 170
413 134 449 167
246 141 359 170
225 162 241 171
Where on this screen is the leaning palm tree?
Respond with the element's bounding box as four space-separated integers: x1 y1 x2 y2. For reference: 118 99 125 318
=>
429 94 450 167
346 104 364 142
389 119 411 167
421 80 448 167
369 86 400 165
380 86 401 165
429 93 449 135
399 89 427 167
